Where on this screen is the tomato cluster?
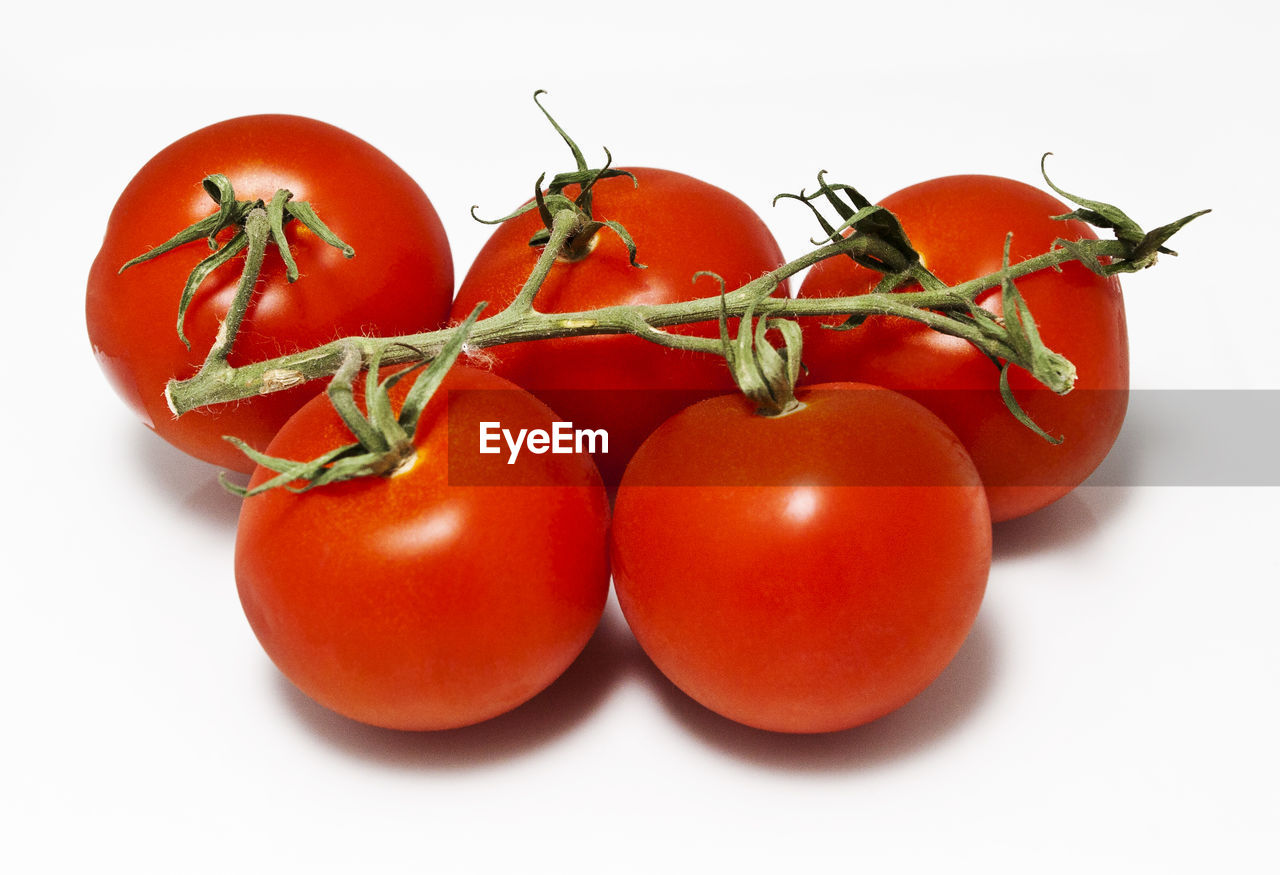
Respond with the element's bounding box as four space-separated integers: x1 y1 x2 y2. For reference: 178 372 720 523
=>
88 113 1132 735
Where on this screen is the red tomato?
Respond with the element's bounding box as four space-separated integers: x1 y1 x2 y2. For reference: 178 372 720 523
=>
450 167 787 485
87 115 454 472
610 383 991 734
797 175 1127 522
234 366 610 731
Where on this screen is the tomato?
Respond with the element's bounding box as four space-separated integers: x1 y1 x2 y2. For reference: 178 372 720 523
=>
450 167 787 485
234 366 610 731
87 114 454 472
797 175 1127 522
610 383 991 734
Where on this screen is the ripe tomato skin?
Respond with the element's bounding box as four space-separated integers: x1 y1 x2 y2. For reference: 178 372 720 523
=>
86 115 454 473
234 367 610 731
797 175 1128 522
449 167 788 485
610 384 991 734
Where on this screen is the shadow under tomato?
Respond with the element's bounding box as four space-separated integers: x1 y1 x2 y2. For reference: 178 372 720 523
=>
275 604 645 768
128 425 243 528
990 405 1148 559
639 612 1000 772
992 485 1130 561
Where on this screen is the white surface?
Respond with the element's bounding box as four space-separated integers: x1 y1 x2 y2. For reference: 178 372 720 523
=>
4 2 1277 872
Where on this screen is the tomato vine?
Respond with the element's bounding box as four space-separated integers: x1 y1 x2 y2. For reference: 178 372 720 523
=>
165 178 1203 420
109 94 1207 496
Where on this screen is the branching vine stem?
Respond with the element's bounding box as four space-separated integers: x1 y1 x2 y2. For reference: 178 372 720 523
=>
164 215 1133 416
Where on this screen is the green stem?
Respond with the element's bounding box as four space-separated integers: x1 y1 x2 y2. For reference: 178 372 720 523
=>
205 207 270 366
509 208 581 314
326 345 389 452
166 233 1123 415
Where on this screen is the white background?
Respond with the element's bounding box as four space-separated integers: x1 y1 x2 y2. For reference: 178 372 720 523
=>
4 1 1277 872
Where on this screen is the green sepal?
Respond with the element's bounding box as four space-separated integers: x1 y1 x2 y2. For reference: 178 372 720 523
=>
175 231 247 349
999 363 1063 445
548 146 635 223
469 181 603 233
995 234 1077 397
526 187 582 246
302 449 401 491
398 303 486 436
705 270 731 345
267 189 299 281
711 268 742 373
998 235 1036 362
472 200 546 226
534 89 587 173
1112 208 1213 272
219 438 362 497
955 298 1008 342
814 171 917 268
710 273 802 416
117 207 245 272
826 313 869 331
283 199 355 258
472 92 642 260
534 173 556 234
1041 154 1145 246
202 175 241 249
754 316 804 411
1041 153 1209 274
531 92 635 219
730 298 770 404
1052 207 1119 230
599 220 645 269
775 172 918 273
364 345 410 450
773 188 841 243
1051 236 1111 277
326 347 388 452
118 175 253 273
816 171 872 216
547 161 637 200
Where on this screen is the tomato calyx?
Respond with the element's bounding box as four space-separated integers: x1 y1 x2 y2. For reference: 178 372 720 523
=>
221 305 485 496
469 90 644 268
1039 154 1211 275
991 234 1071 444
775 171 920 286
704 271 805 417
118 174 356 350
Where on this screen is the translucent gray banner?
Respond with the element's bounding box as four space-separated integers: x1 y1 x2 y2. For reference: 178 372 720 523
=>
445 389 1280 487
1085 390 1280 487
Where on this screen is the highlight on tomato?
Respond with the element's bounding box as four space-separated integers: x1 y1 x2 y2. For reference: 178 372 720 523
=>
796 174 1128 522
86 114 455 472
609 383 992 734
233 364 611 731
